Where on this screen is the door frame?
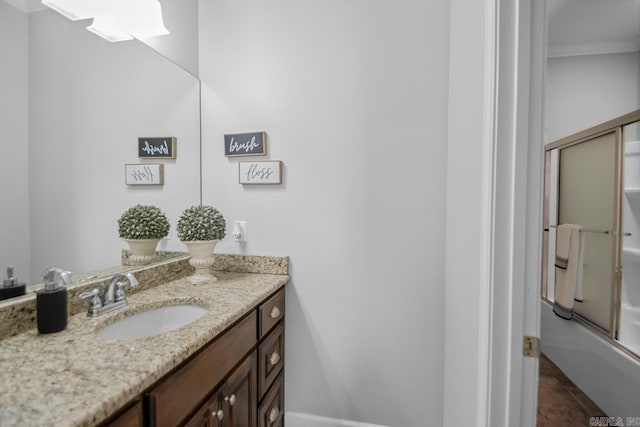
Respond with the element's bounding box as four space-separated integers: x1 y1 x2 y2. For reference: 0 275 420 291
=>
444 1 543 426
488 1 545 426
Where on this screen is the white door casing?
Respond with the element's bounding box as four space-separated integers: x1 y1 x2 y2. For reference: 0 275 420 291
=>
444 0 541 426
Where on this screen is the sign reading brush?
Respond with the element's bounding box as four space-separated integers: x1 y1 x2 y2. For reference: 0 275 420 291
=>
224 132 267 157
138 137 176 159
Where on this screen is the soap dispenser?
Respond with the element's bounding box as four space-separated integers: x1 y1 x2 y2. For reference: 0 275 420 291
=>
36 268 71 334
0 266 27 301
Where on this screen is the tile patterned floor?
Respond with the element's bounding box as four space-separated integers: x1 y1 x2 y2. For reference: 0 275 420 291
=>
537 353 606 426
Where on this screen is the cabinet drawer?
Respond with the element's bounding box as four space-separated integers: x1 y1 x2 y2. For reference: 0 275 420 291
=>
258 289 285 339
147 311 257 427
258 373 284 427
258 322 284 400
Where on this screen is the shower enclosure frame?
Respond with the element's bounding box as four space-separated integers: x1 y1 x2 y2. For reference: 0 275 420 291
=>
541 109 640 359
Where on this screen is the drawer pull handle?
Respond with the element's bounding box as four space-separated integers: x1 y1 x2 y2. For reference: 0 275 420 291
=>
224 394 236 406
270 306 281 319
269 351 281 366
213 409 224 420
269 405 280 423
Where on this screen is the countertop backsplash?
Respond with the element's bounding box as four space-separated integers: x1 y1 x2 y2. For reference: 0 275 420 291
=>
0 253 289 340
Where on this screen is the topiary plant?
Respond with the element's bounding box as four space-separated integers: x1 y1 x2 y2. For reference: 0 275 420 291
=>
177 205 226 241
117 204 170 240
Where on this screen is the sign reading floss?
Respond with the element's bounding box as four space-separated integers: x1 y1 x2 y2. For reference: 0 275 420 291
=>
239 161 282 185
125 164 164 185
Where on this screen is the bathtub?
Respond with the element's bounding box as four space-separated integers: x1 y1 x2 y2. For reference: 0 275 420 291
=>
619 303 640 356
541 301 640 417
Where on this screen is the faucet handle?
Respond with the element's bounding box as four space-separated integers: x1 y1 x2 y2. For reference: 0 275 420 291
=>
79 288 102 315
114 283 126 302
79 288 99 299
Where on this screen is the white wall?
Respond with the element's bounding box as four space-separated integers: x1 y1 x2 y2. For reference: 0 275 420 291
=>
443 0 489 424
0 2 31 283
137 0 199 77
199 0 450 425
28 10 200 282
545 51 640 142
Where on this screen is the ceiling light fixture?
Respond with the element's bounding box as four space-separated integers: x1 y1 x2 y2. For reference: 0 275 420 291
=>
41 0 169 42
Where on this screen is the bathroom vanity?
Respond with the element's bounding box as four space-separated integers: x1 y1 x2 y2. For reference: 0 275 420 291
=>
0 256 288 427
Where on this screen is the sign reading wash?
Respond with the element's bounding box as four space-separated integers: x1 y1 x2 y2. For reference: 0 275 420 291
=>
138 137 176 159
224 132 267 157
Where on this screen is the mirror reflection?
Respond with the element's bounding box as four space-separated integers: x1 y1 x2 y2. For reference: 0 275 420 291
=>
0 0 200 296
137 0 200 78
542 114 640 357
541 0 640 358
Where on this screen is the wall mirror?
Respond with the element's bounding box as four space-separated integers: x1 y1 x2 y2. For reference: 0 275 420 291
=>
0 0 201 300
541 0 640 358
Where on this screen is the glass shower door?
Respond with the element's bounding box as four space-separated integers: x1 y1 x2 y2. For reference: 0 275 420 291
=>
558 130 622 333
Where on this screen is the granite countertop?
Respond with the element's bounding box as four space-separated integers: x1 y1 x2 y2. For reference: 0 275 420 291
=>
0 271 289 426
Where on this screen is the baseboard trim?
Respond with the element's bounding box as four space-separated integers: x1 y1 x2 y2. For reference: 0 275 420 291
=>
285 412 390 427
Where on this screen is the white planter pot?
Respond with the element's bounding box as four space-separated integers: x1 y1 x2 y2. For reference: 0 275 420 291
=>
125 238 160 265
183 240 219 283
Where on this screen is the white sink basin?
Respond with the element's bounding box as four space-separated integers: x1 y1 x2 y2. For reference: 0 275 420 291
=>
98 304 208 339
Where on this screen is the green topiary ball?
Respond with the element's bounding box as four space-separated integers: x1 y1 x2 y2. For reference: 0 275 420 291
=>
177 205 226 241
117 204 170 240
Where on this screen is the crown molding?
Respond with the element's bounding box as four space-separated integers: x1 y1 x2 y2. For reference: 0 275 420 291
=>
548 38 640 58
4 0 47 13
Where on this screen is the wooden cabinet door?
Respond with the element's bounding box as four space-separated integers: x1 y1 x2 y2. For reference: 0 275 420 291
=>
220 352 258 427
184 395 222 427
147 312 257 427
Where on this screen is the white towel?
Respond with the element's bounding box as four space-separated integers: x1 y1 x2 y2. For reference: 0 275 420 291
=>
553 224 584 319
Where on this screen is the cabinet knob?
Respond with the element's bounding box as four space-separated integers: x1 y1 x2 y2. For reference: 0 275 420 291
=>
224 394 236 406
269 405 280 423
269 351 281 366
270 306 281 319
213 409 224 420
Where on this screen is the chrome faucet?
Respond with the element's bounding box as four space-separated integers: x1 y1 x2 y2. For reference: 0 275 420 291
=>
79 272 139 317
104 273 139 305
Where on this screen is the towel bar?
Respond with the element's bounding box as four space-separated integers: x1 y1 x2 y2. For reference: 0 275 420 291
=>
545 225 621 235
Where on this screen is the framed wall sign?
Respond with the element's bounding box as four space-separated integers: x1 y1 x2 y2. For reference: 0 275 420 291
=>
239 161 282 185
125 164 164 185
138 137 176 159
224 132 267 157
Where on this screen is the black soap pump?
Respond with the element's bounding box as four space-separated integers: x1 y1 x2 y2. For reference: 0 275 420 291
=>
36 268 71 334
0 266 27 301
